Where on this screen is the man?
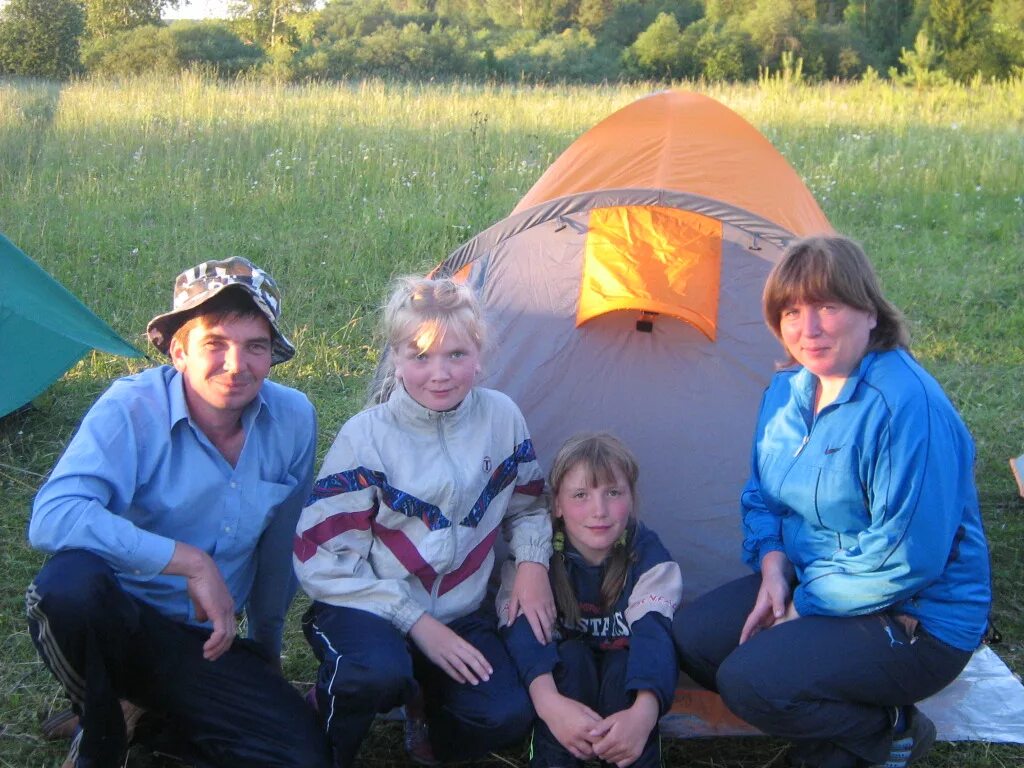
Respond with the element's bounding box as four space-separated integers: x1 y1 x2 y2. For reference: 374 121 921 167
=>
25 257 330 768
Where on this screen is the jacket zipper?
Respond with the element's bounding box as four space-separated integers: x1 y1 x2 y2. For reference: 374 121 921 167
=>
431 413 463 613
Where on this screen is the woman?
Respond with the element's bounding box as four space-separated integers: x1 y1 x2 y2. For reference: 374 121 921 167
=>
674 236 991 768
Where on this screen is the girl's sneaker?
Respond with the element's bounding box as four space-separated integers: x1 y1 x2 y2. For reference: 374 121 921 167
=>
403 688 439 766
304 685 319 714
403 714 439 766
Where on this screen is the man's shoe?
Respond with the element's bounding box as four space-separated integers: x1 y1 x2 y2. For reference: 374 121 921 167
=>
41 708 79 741
56 701 147 768
872 707 936 768
59 726 82 768
43 699 145 742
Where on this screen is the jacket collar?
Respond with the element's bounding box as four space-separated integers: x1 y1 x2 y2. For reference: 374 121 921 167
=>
388 381 477 431
560 520 639 570
791 351 880 414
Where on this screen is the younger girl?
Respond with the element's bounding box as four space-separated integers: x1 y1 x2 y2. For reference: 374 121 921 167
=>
293 276 554 766
500 433 682 768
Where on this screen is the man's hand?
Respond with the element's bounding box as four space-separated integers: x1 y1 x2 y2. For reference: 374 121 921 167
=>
507 561 556 644
590 690 660 767
163 542 236 661
529 675 601 760
408 614 492 685
740 550 794 644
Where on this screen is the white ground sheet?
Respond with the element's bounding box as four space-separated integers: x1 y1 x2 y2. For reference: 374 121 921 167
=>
660 646 1024 743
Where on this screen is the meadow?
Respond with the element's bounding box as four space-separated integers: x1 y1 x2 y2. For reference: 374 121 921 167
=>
1 74 1023 767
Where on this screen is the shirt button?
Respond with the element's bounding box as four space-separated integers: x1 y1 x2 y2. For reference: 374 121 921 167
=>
230 481 238 489
224 526 232 533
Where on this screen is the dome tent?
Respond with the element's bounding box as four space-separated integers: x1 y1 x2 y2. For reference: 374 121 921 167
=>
436 90 834 600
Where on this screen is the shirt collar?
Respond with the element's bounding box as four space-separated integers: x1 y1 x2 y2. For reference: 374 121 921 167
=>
168 367 191 428
167 366 268 431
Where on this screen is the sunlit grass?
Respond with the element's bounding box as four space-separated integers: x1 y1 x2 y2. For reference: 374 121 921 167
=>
1 74 1022 767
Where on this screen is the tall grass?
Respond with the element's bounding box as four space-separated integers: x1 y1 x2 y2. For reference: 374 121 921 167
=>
1 74 1022 767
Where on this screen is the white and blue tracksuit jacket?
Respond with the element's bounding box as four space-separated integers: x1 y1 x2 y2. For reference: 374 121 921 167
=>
295 384 551 634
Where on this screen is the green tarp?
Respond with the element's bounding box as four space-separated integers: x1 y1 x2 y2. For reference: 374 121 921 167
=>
0 232 142 418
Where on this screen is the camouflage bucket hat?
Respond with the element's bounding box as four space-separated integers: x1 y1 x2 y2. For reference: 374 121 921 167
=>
146 256 296 365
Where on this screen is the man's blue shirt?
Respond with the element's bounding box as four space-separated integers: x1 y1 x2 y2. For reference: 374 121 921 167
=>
29 365 317 656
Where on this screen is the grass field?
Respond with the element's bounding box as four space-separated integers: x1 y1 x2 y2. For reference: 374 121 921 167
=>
1 74 1023 767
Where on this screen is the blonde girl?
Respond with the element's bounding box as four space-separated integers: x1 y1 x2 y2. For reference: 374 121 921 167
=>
499 433 682 768
294 276 554 766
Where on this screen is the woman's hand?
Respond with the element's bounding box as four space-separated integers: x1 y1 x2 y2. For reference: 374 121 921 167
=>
529 675 601 759
740 550 794 644
408 614 492 684
774 599 801 626
507 561 556 644
590 690 660 767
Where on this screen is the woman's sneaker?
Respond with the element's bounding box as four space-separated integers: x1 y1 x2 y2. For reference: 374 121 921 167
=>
873 707 936 768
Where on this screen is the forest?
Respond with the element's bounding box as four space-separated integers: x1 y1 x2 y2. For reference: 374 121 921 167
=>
1 0 1022 83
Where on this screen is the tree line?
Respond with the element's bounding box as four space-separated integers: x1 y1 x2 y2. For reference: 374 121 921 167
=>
1 0 1022 83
